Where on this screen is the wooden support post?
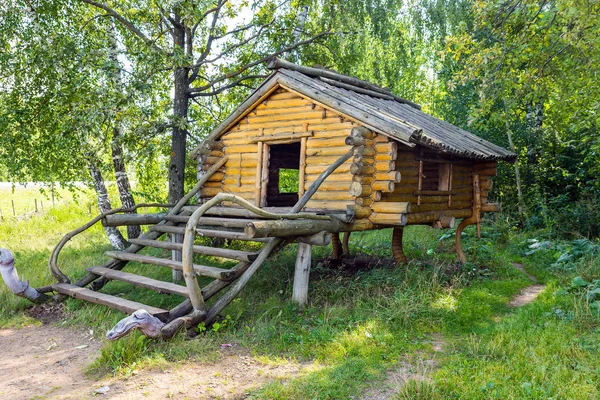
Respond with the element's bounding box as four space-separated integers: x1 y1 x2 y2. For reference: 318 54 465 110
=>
342 232 351 256
298 137 307 196
392 226 408 265
292 243 312 306
171 233 183 282
331 232 342 259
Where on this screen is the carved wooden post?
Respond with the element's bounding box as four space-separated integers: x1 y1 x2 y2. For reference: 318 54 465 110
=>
292 243 312 306
392 226 407 265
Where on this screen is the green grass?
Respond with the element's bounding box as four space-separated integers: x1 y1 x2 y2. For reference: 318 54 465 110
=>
0 194 599 397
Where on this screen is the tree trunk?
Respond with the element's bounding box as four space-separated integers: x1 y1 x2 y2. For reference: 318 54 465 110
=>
169 21 189 281
108 22 140 239
169 22 189 205
503 98 525 223
88 161 128 250
112 127 140 239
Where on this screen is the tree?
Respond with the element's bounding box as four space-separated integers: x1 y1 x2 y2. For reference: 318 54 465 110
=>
81 0 332 203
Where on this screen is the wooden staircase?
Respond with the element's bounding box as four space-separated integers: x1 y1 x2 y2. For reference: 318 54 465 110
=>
45 152 353 338
50 206 281 324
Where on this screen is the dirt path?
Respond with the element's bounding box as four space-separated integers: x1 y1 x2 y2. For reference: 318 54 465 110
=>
0 323 315 400
509 263 546 307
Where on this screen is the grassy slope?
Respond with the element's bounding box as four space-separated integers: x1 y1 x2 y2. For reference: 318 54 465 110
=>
0 196 598 398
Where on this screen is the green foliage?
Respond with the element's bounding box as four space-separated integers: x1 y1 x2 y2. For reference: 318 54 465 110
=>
278 168 299 193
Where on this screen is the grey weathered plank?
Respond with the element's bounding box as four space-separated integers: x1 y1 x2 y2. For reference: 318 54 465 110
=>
128 238 259 262
52 283 169 321
149 225 270 242
87 267 189 298
105 251 235 280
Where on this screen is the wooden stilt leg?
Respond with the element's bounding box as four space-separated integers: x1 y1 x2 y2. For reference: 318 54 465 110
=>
342 232 351 257
392 226 408 265
455 217 476 263
292 243 312 306
171 233 183 282
331 232 342 259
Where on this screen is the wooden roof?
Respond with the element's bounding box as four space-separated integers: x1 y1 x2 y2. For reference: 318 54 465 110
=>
194 59 516 162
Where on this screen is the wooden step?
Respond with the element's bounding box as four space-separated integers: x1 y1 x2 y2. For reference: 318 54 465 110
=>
128 238 259 262
52 283 170 321
105 251 235 280
87 266 189 298
149 225 270 242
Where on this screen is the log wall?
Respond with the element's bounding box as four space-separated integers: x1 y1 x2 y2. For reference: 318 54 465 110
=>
199 87 356 210
197 86 499 227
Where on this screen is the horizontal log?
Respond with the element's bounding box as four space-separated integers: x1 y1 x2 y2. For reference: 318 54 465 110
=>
435 216 456 229
249 131 313 144
305 163 351 175
374 152 397 162
307 191 355 201
247 110 323 125
372 202 411 214
306 155 354 165
373 191 383 201
414 190 455 196
200 187 222 197
308 146 357 157
369 212 408 226
352 175 376 185
345 136 374 147
305 200 353 210
414 201 472 212
376 160 395 172
103 213 166 227
407 210 471 224
297 231 331 246
377 171 401 182
307 136 349 148
474 168 497 177
375 142 397 154
353 146 376 157
374 135 389 143
351 126 375 139
355 197 374 207
244 218 373 238
474 161 497 171
352 154 375 165
304 181 352 191
346 205 372 220
349 182 372 197
372 181 395 192
350 163 376 175
481 203 500 212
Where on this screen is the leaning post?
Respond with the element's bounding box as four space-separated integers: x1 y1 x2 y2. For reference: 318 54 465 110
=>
292 242 312 306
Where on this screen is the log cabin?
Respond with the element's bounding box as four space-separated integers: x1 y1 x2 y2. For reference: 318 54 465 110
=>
0 59 516 340
192 58 516 264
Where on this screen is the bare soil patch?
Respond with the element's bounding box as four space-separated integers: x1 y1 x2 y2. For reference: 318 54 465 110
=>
0 322 315 400
361 333 445 400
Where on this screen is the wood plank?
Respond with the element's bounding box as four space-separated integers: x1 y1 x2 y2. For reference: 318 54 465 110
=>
248 131 313 144
52 283 169 321
105 251 235 280
87 266 189 298
128 238 258 262
149 225 270 242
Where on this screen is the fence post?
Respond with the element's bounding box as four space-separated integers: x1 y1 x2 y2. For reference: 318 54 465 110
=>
11 200 15 216
35 199 38 213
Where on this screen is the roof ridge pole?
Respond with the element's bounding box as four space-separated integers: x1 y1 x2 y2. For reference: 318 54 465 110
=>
266 57 421 110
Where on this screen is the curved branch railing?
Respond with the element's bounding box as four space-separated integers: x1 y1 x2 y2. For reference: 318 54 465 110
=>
48 203 173 284
48 157 229 286
181 149 355 319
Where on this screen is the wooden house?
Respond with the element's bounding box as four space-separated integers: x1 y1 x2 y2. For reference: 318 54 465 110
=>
192 58 516 264
0 59 516 340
